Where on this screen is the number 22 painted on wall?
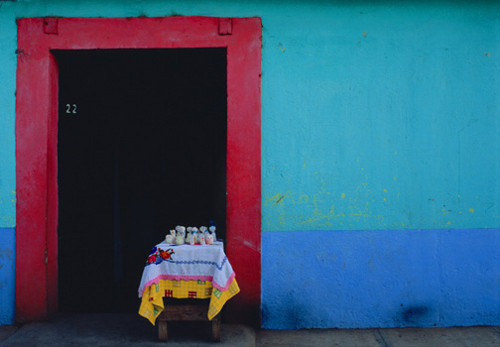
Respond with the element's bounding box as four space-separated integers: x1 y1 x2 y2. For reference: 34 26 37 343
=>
65 103 77 114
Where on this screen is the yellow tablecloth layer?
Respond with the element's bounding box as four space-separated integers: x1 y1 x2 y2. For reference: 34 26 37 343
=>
138 278 240 325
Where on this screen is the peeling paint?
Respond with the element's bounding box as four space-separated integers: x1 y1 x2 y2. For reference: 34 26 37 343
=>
298 194 309 204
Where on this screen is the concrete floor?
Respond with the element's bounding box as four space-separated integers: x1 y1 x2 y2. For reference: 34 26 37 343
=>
1 314 499 347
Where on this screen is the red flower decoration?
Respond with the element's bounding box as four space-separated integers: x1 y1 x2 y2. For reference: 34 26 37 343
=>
146 247 173 265
160 250 171 260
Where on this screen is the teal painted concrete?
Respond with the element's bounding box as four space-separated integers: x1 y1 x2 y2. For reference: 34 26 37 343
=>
1 1 499 231
0 2 16 228
1 0 499 328
260 2 499 232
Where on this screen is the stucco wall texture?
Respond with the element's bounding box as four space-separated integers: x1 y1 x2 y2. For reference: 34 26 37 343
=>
1 0 499 327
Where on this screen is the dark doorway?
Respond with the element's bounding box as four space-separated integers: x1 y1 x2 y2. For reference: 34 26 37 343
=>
55 49 227 313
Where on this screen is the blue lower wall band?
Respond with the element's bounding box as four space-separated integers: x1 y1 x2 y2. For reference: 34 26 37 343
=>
261 228 500 329
0 228 15 325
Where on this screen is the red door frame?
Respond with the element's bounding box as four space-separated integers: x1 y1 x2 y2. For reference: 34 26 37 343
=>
16 17 261 323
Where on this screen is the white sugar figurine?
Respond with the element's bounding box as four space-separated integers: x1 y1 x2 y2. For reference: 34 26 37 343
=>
205 232 213 245
175 233 185 245
165 229 175 244
194 227 200 244
209 225 217 242
199 233 206 245
192 227 199 243
188 231 196 245
165 234 174 243
175 225 186 238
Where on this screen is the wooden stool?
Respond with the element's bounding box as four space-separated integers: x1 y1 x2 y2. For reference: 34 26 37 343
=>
157 302 221 342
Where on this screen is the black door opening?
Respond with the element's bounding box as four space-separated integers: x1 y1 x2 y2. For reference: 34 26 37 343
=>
56 48 227 313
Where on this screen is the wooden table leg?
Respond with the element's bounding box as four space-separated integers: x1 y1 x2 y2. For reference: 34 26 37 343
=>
158 320 168 341
211 314 221 342
160 301 222 342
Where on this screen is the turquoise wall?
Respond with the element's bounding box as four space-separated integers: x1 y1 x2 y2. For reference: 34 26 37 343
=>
1 0 499 327
262 2 499 231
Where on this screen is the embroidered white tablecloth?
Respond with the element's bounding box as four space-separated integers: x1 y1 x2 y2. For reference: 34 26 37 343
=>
138 242 235 297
